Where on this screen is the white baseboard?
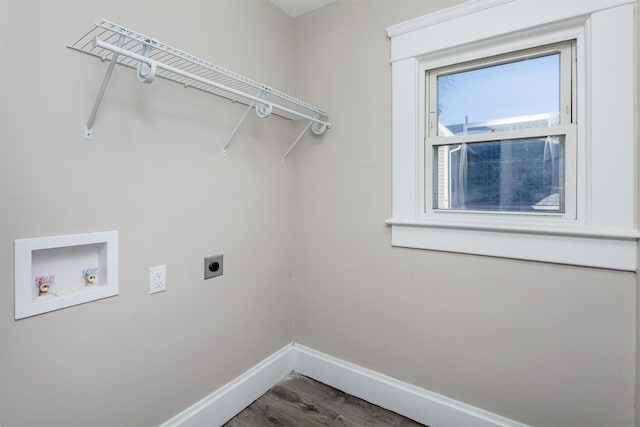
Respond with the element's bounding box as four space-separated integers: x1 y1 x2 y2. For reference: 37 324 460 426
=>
160 342 529 427
160 344 294 427
293 344 530 427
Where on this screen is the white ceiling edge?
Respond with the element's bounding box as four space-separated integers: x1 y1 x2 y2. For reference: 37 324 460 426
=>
270 0 337 17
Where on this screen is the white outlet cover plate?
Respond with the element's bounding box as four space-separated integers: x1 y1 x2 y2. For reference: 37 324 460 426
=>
149 265 166 294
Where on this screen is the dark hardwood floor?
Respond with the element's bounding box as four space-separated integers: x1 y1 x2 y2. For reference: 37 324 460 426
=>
223 373 426 427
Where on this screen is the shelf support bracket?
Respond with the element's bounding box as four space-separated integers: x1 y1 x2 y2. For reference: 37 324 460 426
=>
281 114 323 163
221 101 255 157
221 91 268 157
84 34 126 139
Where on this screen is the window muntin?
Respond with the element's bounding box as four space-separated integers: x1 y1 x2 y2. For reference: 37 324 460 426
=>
426 42 574 215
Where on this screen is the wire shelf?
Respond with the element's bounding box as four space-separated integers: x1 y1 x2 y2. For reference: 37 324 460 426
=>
68 19 329 122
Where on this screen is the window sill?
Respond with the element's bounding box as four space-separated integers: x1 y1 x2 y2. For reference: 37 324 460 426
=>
386 218 639 271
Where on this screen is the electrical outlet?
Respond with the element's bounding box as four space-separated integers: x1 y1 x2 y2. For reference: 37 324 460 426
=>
149 265 167 294
204 255 223 280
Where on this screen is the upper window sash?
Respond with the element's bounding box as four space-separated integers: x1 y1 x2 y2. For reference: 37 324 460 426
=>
426 42 575 141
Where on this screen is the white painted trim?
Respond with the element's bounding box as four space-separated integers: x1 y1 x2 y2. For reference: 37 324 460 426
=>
386 0 514 38
160 344 294 427
293 344 530 427
386 218 640 240
386 0 636 62
160 343 535 426
390 224 638 271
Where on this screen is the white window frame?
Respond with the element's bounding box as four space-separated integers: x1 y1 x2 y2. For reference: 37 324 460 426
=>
426 41 575 218
386 0 638 270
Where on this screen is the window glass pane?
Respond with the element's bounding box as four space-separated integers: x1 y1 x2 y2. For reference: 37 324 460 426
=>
437 53 560 136
434 137 564 212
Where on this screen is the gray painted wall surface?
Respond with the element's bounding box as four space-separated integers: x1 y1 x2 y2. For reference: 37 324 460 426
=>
291 2 637 427
0 1 294 425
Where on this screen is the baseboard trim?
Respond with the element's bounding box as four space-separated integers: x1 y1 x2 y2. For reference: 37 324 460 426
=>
160 343 294 427
161 343 529 427
293 344 530 427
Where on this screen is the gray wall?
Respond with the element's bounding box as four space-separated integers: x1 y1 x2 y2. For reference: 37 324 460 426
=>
291 2 637 427
0 1 294 425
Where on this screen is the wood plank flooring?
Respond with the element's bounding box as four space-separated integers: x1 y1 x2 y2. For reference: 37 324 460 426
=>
223 373 426 427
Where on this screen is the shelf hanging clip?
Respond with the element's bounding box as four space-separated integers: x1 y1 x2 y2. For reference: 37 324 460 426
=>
136 39 157 83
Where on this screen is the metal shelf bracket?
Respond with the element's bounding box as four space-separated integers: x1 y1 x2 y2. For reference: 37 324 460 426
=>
281 113 327 163
84 34 125 139
221 90 268 157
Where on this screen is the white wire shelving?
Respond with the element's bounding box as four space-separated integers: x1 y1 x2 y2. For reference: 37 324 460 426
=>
67 19 331 161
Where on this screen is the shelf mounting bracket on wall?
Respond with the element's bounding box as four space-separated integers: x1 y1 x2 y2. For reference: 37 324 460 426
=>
281 113 327 163
221 90 269 157
84 34 125 139
68 19 331 159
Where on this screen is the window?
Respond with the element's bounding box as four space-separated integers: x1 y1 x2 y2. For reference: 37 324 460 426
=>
427 43 575 215
386 0 638 270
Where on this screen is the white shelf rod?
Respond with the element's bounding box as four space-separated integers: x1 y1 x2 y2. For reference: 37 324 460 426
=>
93 37 332 131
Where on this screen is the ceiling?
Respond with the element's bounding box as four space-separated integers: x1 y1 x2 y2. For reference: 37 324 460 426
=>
270 0 337 17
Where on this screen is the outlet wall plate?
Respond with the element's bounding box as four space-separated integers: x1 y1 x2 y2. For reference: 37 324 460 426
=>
150 265 167 294
204 255 223 280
